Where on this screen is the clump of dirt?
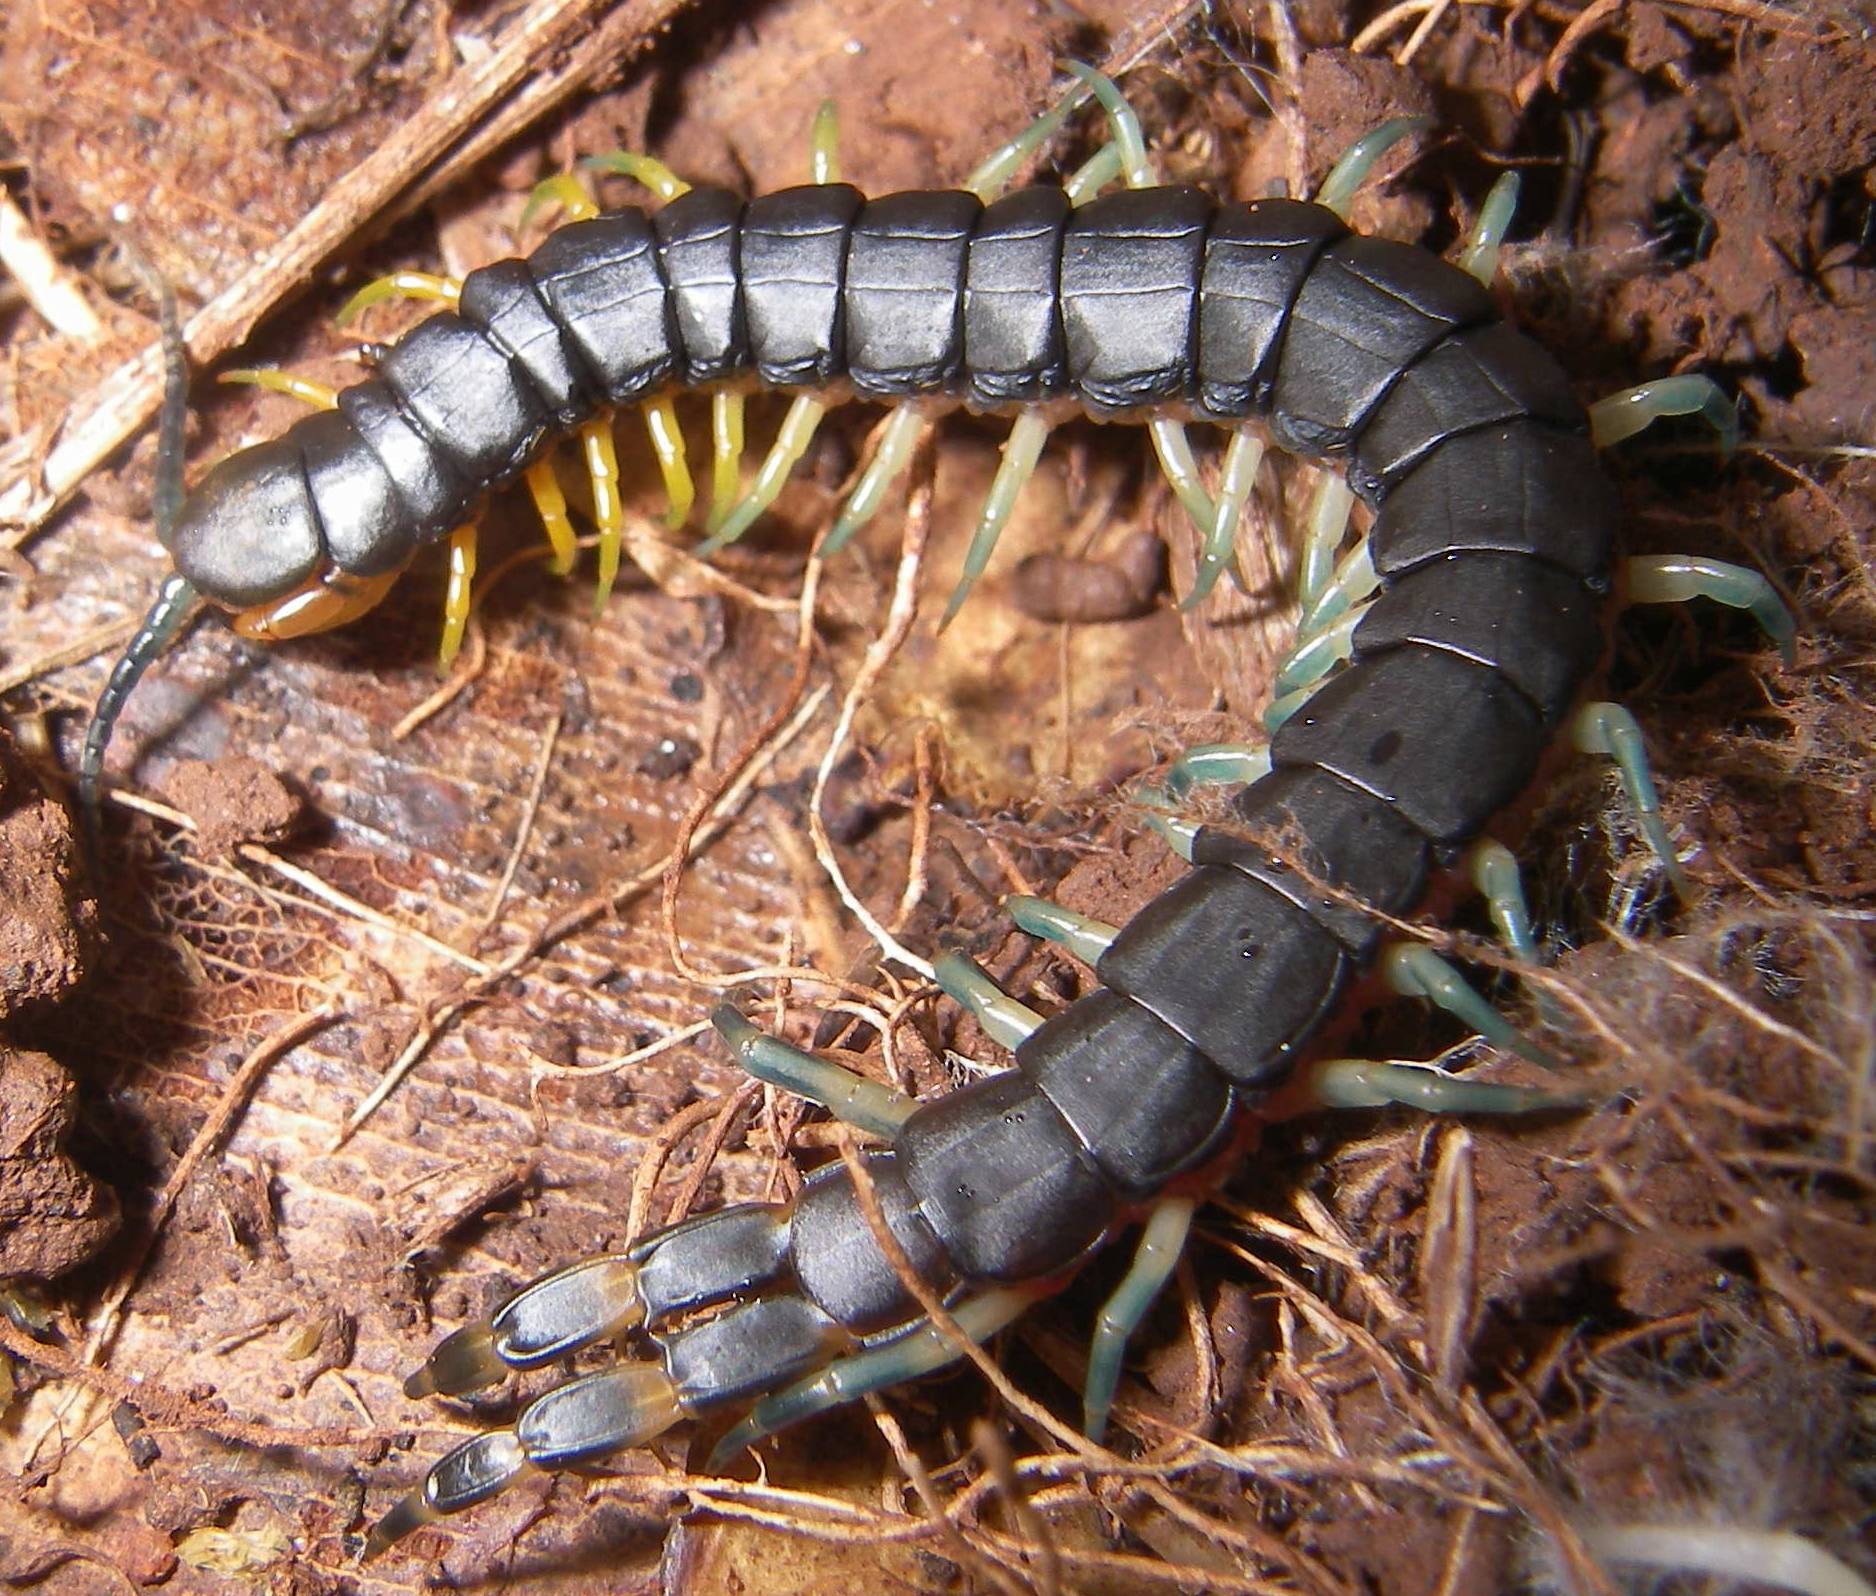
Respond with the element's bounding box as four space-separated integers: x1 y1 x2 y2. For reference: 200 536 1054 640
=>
0 726 95 1021
0 1047 118 1280
158 757 302 858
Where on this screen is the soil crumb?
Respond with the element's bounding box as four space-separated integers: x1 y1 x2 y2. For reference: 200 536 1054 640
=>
0 1047 118 1280
159 758 302 858
0 727 95 1021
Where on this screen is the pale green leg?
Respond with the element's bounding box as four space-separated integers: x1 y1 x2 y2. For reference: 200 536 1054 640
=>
1458 171 1520 287
1383 944 1562 1069
1184 430 1265 610
932 952 1044 1049
1084 1197 1196 1443
1298 541 1381 639
1306 1058 1585 1114
1060 62 1152 187
691 97 846 558
1004 895 1119 963
1163 742 1271 801
939 410 1051 629
1263 686 1312 734
1149 418 1221 550
521 171 600 227
706 1289 1032 1469
1064 143 1127 206
695 395 828 557
1590 374 1739 458
825 406 930 554
1298 472 1358 619
809 99 840 184
1271 602 1365 697
1315 116 1432 218
707 392 745 533
1624 554 1796 664
962 75 1097 200
1145 811 1200 863
711 1004 915 1138
1572 701 1690 898
581 150 691 201
1468 839 1540 966
1062 65 1231 561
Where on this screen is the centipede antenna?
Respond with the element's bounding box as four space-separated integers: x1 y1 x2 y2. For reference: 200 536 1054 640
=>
1184 430 1264 610
1468 840 1541 966
825 405 930 554
1572 700 1691 899
1305 1057 1586 1115
932 952 1045 1049
79 574 198 826
1004 895 1119 963
80 251 193 834
711 1005 915 1138
705 1288 1031 1469
1162 742 1271 800
939 410 1051 630
145 258 188 536
1315 115 1433 219
1383 944 1563 1070
1084 1196 1195 1442
1458 171 1520 286
1623 554 1797 664
1589 373 1740 457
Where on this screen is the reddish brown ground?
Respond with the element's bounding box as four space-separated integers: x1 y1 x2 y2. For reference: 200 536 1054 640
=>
1 3 1872 1594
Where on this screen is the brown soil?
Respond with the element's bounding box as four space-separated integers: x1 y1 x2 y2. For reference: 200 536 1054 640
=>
2 3 1872 1594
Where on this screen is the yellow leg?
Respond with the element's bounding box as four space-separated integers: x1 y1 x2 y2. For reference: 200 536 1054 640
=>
643 398 695 531
708 392 745 533
526 458 578 576
220 369 339 411
809 100 840 184
336 270 462 328
524 172 601 227
439 524 478 670
229 565 401 641
581 419 624 613
582 151 691 202
695 395 826 557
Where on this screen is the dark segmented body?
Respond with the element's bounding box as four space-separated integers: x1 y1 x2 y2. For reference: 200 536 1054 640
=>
161 183 1615 1436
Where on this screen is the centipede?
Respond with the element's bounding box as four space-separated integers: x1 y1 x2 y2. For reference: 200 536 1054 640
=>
67 49 1804 1582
